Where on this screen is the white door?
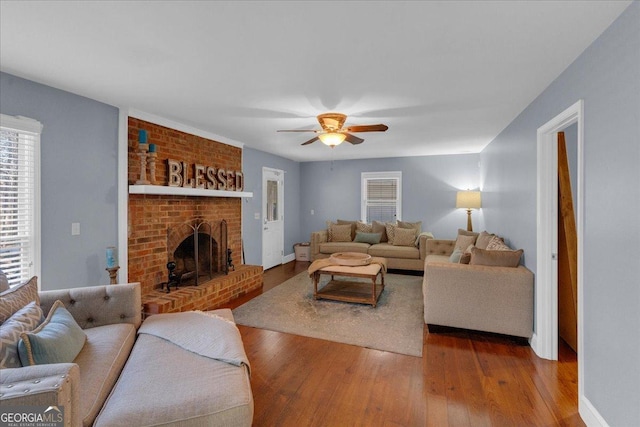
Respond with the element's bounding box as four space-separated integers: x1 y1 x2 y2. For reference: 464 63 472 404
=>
262 167 284 270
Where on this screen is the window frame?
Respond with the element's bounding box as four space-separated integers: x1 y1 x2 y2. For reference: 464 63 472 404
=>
360 171 402 223
0 114 42 288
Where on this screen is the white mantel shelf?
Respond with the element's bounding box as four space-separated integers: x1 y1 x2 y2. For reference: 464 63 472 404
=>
129 185 253 198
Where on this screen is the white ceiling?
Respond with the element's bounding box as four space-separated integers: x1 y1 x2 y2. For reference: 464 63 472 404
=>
0 1 631 162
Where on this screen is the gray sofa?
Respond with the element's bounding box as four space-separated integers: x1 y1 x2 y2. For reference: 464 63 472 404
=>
0 281 253 427
423 239 534 338
311 230 433 271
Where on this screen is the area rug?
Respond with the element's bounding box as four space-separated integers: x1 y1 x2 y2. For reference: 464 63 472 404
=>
232 272 424 357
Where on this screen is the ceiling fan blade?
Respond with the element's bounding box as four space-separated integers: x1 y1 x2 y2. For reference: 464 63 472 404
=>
344 124 388 133
344 133 364 145
277 129 319 133
301 136 320 146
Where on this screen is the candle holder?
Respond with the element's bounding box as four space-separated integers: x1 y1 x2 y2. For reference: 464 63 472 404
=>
135 144 150 185
147 152 157 185
106 266 120 285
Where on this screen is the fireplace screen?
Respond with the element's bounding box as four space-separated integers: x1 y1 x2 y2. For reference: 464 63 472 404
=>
166 219 228 289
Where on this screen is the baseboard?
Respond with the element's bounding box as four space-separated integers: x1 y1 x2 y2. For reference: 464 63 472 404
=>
529 332 539 355
282 253 295 264
579 395 610 427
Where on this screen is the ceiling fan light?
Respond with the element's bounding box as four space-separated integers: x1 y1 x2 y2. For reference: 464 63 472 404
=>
318 132 346 147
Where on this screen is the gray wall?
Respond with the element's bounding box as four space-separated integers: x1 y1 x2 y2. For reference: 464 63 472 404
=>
0 72 119 290
480 3 639 425
300 154 482 240
242 147 301 265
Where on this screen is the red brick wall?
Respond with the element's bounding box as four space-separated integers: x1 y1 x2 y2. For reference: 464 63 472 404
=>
128 118 246 297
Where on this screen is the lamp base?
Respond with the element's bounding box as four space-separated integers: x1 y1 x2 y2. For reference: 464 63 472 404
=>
466 209 473 232
106 266 120 285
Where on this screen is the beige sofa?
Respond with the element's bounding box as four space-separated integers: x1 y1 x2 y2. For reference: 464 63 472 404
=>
0 280 253 426
423 239 534 338
311 229 434 271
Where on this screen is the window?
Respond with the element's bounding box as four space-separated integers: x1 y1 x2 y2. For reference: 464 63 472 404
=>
361 171 402 223
0 114 42 287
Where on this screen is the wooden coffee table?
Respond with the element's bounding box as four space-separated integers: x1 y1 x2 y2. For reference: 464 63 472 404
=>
311 263 385 307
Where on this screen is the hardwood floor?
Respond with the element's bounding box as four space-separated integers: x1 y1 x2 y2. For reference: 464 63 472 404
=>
222 261 583 427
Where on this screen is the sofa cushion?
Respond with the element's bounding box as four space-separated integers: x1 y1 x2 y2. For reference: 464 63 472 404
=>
454 234 476 252
457 228 479 239
329 224 352 242
75 323 137 427
0 276 39 323
356 221 373 233
0 301 43 368
449 248 463 263
372 221 388 242
475 231 495 249
18 300 87 366
354 231 382 244
94 313 253 427
393 227 417 246
470 247 523 267
337 219 358 240
319 242 370 254
368 243 420 260
398 220 422 236
384 222 398 244
485 235 512 251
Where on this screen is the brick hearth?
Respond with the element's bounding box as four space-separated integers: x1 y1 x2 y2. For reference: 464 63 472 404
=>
142 265 262 315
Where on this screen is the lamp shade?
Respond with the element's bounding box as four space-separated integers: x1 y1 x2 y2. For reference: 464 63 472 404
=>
318 132 346 147
456 191 481 209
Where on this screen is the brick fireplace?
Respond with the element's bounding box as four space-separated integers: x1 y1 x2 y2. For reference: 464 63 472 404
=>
127 118 262 313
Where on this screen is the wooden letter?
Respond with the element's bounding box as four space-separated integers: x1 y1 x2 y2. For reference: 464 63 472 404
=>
194 164 206 189
167 159 182 187
206 166 217 189
226 170 235 191
217 169 227 190
235 171 244 191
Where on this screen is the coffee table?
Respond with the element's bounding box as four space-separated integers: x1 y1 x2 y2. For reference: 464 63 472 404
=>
311 262 385 307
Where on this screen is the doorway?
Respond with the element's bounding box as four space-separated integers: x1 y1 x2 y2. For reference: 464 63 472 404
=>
262 167 284 270
534 99 584 400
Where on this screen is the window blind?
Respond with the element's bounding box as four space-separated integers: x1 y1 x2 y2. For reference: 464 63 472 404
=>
363 174 401 223
0 115 42 287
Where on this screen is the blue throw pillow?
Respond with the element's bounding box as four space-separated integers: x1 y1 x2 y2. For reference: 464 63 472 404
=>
18 300 86 366
354 231 382 245
449 248 463 263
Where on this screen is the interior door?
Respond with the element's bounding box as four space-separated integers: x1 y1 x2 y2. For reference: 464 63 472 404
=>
262 167 284 270
557 131 578 352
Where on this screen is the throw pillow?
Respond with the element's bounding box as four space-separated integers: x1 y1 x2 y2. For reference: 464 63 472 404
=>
356 221 373 233
0 268 9 292
384 222 398 245
458 228 480 240
485 235 511 251
354 231 382 245
372 221 388 242
18 300 87 366
337 219 357 241
459 253 471 264
0 302 43 368
449 248 463 263
454 234 476 252
469 247 523 268
393 227 417 246
475 231 495 249
0 276 39 324
329 224 353 242
398 220 422 235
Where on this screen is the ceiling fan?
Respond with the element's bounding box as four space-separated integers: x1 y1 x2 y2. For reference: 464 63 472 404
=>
277 112 388 147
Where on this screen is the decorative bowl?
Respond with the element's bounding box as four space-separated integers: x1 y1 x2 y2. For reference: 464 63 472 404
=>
329 252 372 266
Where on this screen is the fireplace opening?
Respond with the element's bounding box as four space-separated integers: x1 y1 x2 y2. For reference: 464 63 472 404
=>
164 219 228 292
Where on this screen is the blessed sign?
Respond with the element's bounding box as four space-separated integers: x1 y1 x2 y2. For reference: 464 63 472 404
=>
167 159 244 191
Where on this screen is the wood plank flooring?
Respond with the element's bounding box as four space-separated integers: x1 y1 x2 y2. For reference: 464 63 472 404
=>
222 261 582 427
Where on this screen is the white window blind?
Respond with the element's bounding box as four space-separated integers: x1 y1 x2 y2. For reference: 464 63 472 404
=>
0 114 42 287
361 171 402 223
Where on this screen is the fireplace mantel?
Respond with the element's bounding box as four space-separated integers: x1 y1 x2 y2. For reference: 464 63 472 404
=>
129 185 253 198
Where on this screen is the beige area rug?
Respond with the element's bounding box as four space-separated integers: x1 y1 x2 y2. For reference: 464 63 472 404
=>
232 272 424 357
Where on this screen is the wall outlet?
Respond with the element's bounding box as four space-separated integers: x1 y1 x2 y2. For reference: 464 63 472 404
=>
254 212 260 220
71 222 80 235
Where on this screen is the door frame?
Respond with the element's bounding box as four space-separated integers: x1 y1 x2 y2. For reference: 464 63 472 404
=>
533 99 584 398
261 167 284 269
